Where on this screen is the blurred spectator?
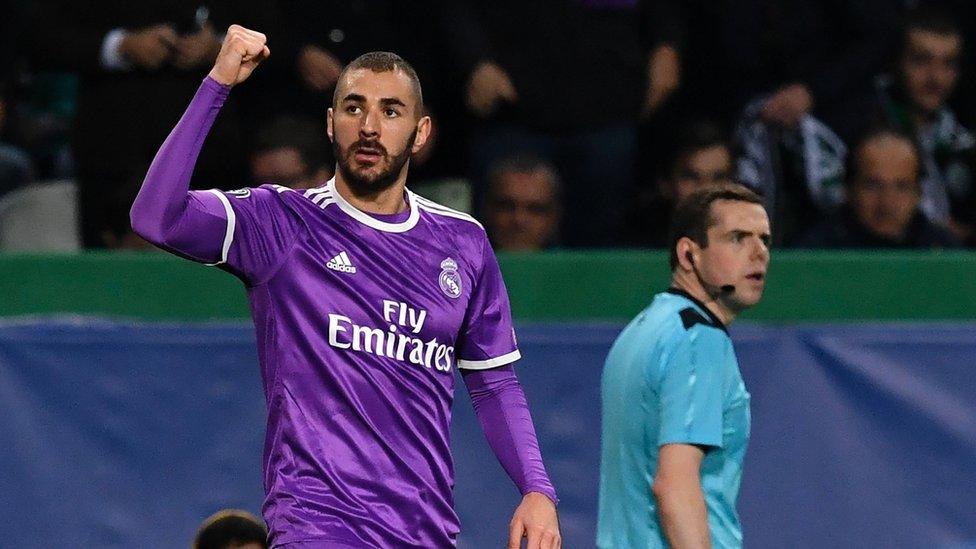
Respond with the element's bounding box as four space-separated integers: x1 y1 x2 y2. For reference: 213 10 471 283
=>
250 115 331 190
796 128 960 248
26 1 266 247
443 0 683 247
485 155 561 251
675 0 898 138
193 509 267 549
0 0 34 198
870 5 976 244
632 121 735 246
100 172 156 250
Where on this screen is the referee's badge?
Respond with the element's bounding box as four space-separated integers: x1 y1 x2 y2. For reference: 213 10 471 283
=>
439 258 462 299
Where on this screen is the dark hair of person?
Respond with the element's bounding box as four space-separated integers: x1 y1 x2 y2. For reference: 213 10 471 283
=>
487 153 563 201
668 183 764 270
332 51 424 111
902 4 962 44
251 115 329 174
193 510 268 549
665 120 732 178
845 126 921 188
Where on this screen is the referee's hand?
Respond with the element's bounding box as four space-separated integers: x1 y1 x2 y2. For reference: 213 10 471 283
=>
208 24 270 87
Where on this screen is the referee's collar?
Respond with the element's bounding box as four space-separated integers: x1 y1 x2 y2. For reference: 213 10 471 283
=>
665 288 729 334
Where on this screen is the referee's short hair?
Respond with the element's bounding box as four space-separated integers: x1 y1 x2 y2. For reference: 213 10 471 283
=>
332 51 424 114
668 183 764 271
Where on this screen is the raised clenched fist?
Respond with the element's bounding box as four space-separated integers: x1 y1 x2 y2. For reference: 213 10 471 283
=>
208 25 270 87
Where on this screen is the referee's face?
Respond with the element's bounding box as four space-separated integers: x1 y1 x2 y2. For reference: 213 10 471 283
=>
701 200 771 311
328 68 431 194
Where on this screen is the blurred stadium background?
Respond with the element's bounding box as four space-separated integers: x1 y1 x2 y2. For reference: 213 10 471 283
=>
2 251 975 547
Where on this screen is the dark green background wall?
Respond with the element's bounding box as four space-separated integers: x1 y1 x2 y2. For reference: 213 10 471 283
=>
1 251 973 321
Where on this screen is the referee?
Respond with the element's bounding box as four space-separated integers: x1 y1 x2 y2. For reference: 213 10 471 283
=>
597 184 770 548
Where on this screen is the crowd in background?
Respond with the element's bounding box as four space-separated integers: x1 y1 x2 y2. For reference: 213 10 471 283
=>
0 0 974 252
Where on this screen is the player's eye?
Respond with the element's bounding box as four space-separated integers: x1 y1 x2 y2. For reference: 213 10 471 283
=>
385 108 400 118
346 105 362 114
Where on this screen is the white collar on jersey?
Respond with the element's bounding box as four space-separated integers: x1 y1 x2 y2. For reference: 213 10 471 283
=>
326 177 420 233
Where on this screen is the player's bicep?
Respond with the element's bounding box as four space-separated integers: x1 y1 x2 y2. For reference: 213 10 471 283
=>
195 187 305 284
657 331 725 448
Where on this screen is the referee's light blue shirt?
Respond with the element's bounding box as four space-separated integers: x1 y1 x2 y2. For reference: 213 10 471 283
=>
597 289 751 549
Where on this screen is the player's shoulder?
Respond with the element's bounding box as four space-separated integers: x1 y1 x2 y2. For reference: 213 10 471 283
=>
219 183 299 203
409 190 485 234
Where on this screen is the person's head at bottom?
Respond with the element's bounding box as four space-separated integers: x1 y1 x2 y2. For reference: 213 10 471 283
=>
669 183 771 324
193 509 268 549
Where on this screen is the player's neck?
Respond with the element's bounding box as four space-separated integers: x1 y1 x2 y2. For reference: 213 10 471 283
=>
671 272 736 325
333 173 410 215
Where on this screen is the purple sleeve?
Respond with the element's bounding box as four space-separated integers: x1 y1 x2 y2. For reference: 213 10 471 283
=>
455 235 520 369
462 365 558 505
130 77 304 284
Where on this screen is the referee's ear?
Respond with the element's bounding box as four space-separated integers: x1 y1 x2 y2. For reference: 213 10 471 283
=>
676 237 697 272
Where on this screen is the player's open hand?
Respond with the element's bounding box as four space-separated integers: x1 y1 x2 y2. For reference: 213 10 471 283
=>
297 44 343 91
208 25 270 87
174 23 220 70
466 61 518 118
508 492 560 549
119 24 177 70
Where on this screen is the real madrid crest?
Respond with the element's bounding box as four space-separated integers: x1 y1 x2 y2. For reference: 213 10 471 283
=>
439 258 462 299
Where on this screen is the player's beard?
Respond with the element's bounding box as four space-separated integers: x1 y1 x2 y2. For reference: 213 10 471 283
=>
334 128 417 197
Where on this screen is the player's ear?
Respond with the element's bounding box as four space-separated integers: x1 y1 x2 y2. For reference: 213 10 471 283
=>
326 108 335 143
411 115 432 154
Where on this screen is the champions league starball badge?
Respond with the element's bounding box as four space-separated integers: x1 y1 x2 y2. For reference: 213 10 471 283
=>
227 188 252 199
439 258 462 299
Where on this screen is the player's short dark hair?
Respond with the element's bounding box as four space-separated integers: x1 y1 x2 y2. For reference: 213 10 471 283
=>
252 115 328 174
846 126 921 188
332 51 424 113
193 509 268 549
665 120 732 178
668 183 764 271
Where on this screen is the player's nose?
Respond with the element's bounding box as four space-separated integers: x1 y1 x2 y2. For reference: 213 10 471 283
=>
360 110 380 137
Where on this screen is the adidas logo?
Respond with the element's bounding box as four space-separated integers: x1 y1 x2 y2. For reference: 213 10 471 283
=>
326 251 357 274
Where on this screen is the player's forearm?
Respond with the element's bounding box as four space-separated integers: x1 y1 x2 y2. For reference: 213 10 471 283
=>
653 479 712 548
130 77 229 251
462 366 558 504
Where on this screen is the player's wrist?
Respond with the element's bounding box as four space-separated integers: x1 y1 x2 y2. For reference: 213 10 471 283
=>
207 67 236 87
523 489 559 507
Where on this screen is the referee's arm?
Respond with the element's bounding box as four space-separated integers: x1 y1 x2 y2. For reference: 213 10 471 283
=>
653 443 711 549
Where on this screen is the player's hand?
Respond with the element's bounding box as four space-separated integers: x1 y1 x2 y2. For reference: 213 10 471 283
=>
208 25 270 87
119 24 177 70
173 23 221 70
466 61 518 118
508 492 560 549
761 83 813 128
642 44 680 118
297 44 343 91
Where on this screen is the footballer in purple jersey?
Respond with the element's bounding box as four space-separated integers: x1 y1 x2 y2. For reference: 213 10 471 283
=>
131 26 560 549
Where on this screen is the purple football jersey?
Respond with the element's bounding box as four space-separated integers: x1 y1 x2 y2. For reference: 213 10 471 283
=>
191 179 519 546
